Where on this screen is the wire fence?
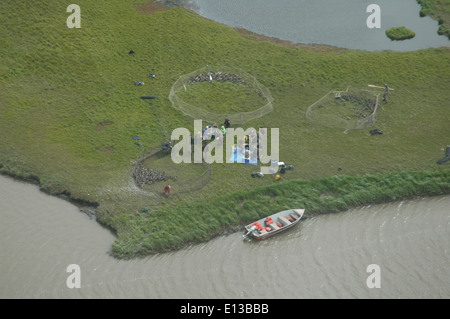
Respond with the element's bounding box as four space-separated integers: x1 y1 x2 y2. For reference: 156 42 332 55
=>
169 65 274 124
306 87 380 130
132 146 212 197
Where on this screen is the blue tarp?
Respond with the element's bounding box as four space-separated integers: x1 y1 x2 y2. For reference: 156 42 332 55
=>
229 146 257 165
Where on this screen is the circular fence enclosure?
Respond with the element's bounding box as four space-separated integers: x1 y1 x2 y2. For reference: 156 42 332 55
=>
169 65 274 124
306 87 380 130
133 148 211 196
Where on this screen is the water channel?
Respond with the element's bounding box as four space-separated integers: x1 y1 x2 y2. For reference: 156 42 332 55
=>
1 174 448 298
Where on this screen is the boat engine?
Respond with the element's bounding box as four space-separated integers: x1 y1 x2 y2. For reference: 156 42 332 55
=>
243 225 257 238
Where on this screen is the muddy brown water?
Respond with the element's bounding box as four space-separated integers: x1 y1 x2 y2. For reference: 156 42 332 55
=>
0 174 448 298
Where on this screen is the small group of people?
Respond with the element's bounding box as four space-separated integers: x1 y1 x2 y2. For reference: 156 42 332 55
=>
237 138 258 163
188 125 224 153
190 118 231 143
237 126 267 163
199 117 236 147
188 117 268 163
202 124 225 140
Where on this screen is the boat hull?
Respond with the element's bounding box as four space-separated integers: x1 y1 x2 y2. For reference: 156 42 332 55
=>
244 209 304 240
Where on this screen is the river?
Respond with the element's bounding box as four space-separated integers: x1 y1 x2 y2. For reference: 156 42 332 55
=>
180 0 449 51
0 174 448 298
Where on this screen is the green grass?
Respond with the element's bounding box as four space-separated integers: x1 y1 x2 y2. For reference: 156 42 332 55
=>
386 27 416 41
1 1 450 258
176 80 267 113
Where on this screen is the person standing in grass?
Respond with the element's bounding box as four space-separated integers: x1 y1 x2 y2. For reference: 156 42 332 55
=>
220 125 227 136
383 84 390 103
224 117 231 128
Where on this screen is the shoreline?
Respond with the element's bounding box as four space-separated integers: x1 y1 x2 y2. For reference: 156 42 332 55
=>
154 0 449 52
113 169 450 258
233 28 350 53
2 166 450 259
154 0 351 52
0 170 99 209
0 170 119 239
0 170 100 217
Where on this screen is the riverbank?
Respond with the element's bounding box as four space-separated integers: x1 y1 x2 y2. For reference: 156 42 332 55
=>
175 0 449 51
1 1 449 259
418 0 450 38
2 173 448 298
111 169 450 258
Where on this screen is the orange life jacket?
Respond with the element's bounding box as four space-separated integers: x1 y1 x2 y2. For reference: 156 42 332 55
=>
164 185 171 194
253 222 263 230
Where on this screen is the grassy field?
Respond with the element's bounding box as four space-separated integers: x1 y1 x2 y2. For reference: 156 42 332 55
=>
176 80 268 113
1 0 449 258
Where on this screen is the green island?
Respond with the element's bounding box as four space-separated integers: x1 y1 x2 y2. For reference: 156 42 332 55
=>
386 27 416 41
417 0 450 39
1 0 449 259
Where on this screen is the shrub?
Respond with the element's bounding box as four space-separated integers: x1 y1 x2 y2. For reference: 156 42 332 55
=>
386 27 416 41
